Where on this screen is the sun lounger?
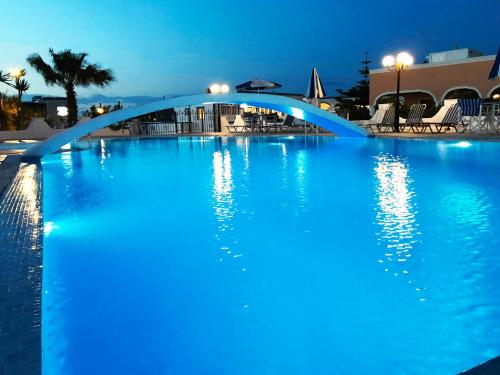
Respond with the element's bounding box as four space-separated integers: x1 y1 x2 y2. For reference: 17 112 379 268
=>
422 99 457 124
358 106 390 134
358 107 387 127
278 115 295 132
402 104 427 133
375 105 396 132
335 108 349 120
428 104 462 133
459 98 483 132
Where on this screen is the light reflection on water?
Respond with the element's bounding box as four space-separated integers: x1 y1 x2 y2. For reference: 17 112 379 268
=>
212 149 239 261
295 149 308 213
373 153 422 297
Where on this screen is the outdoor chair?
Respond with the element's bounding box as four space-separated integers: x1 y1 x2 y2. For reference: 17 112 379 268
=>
120 121 133 135
260 114 279 132
422 99 457 125
358 107 386 127
359 106 389 134
335 108 350 120
402 104 427 133
429 104 462 133
375 105 396 132
459 98 483 132
225 115 238 133
278 115 296 132
229 113 257 132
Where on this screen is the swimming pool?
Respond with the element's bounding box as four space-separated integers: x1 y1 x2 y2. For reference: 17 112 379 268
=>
42 136 500 374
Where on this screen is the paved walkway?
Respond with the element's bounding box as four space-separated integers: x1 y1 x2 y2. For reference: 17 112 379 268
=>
375 132 500 141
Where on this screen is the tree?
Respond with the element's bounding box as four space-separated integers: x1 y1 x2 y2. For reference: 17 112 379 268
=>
11 69 30 102
0 72 10 126
0 70 11 87
12 70 31 129
27 48 115 126
335 52 371 120
336 51 371 106
0 69 31 129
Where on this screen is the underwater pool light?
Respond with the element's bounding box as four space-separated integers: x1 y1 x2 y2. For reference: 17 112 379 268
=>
455 141 472 148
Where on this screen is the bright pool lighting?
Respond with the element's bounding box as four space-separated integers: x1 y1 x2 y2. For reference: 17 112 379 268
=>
455 141 472 148
43 221 59 236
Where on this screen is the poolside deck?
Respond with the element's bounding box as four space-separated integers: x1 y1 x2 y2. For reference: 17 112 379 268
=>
374 132 500 141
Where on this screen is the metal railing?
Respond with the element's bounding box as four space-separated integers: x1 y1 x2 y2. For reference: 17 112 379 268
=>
135 109 216 136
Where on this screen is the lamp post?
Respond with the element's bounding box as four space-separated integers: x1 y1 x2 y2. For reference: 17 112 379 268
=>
207 83 230 132
9 67 23 80
382 52 414 132
208 83 230 94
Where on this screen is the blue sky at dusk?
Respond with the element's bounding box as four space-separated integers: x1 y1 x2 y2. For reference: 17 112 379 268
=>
1 0 498 98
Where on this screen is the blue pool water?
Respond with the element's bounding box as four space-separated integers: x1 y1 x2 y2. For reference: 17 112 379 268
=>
42 136 500 374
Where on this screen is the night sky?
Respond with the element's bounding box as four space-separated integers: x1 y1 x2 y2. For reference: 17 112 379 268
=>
1 0 498 98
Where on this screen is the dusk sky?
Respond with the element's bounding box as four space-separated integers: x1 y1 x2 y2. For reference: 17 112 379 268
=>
1 0 499 98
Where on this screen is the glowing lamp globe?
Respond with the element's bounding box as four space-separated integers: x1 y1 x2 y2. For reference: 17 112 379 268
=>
396 52 414 67
382 55 395 68
9 67 23 78
209 84 221 94
220 84 230 94
56 106 68 117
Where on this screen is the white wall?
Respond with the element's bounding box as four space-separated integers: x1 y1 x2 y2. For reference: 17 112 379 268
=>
0 118 62 141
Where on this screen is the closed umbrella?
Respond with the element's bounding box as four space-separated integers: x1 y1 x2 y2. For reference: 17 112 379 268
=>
305 67 326 100
235 79 282 93
488 47 500 80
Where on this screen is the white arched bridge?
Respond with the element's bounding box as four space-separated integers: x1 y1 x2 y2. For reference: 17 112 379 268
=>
23 93 368 159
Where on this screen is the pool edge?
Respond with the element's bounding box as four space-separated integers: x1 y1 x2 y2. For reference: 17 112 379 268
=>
0 157 43 374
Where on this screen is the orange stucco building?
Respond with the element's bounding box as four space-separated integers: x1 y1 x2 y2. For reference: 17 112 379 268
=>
369 51 499 107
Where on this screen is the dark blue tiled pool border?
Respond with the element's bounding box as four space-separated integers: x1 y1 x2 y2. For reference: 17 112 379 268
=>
0 156 42 374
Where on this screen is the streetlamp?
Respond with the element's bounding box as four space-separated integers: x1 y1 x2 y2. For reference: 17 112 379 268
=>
9 67 23 79
208 83 230 94
382 52 414 132
209 84 221 94
207 83 230 132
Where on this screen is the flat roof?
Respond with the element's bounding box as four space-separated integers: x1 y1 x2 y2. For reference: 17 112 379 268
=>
370 55 496 74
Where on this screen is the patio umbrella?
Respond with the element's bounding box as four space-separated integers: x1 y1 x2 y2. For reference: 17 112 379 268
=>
305 67 326 100
488 47 500 80
235 79 282 93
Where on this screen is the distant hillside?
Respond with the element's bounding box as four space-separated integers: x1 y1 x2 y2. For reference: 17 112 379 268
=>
23 94 167 108
78 94 165 107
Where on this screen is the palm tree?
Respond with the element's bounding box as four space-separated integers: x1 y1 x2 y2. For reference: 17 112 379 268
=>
14 78 30 103
11 72 31 130
27 48 115 126
0 70 11 87
9 69 30 102
0 71 13 129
